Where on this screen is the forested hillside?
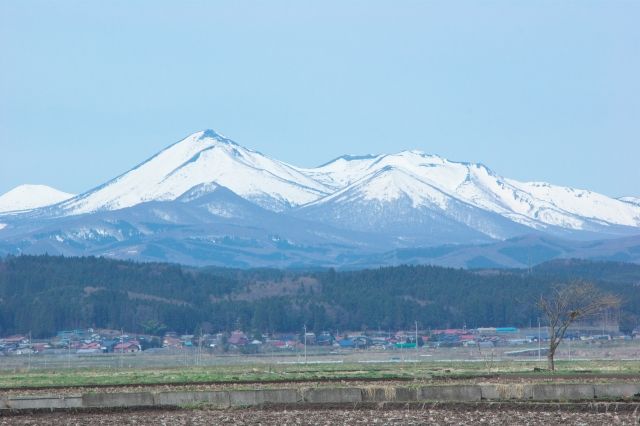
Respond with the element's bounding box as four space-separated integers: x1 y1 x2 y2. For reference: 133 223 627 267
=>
1 255 639 337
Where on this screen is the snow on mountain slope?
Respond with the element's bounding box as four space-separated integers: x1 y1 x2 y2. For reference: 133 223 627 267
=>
619 196 640 208
299 151 466 191
299 151 640 232
297 154 383 189
305 165 451 209
297 165 531 243
0 184 75 213
55 130 331 215
504 181 640 228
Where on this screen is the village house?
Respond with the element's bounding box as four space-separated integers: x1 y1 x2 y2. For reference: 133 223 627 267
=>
113 340 141 353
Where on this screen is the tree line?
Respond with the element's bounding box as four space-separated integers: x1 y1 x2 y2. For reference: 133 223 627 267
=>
0 255 638 338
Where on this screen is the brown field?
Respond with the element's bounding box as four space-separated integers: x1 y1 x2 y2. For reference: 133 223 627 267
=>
1 407 637 425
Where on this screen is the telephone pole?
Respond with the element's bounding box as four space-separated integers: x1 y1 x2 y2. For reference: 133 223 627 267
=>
538 318 541 362
120 329 124 369
28 331 32 370
303 324 307 364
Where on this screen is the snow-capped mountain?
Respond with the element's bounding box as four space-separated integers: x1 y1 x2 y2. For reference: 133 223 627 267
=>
0 184 75 213
0 181 386 268
16 129 638 235
297 150 640 234
295 165 531 244
1 129 639 268
49 130 330 216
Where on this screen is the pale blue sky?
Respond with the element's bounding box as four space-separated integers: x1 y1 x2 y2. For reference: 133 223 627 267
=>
1 1 638 197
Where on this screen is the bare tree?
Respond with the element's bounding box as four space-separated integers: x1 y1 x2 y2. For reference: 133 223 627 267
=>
538 281 619 371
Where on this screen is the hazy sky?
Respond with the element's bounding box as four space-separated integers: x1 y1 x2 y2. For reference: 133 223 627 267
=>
1 1 638 197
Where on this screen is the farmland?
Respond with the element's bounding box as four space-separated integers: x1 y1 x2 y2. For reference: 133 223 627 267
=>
2 406 638 425
1 346 640 424
1 352 639 390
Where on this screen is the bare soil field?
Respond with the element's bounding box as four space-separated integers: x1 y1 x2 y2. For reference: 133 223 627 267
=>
1 407 638 425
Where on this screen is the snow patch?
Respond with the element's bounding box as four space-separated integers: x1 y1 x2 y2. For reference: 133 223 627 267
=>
205 204 236 218
152 209 178 222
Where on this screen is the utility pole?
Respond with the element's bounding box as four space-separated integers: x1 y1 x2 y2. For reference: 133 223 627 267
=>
120 329 124 369
303 324 307 364
28 331 32 370
199 331 203 366
538 318 541 362
415 321 418 356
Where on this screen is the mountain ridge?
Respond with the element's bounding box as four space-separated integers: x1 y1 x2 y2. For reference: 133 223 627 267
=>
1 129 639 268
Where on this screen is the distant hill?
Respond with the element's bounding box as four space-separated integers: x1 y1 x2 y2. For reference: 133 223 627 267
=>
366 234 640 269
1 255 639 338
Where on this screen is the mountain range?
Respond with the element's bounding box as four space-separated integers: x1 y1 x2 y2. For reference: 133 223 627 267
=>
1 129 639 268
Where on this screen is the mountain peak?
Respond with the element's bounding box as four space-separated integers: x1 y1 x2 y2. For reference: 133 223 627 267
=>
198 129 237 145
0 184 75 213
317 154 379 167
307 164 449 209
401 149 426 155
45 129 330 216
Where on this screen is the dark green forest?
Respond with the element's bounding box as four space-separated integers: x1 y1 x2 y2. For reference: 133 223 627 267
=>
1 255 639 338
